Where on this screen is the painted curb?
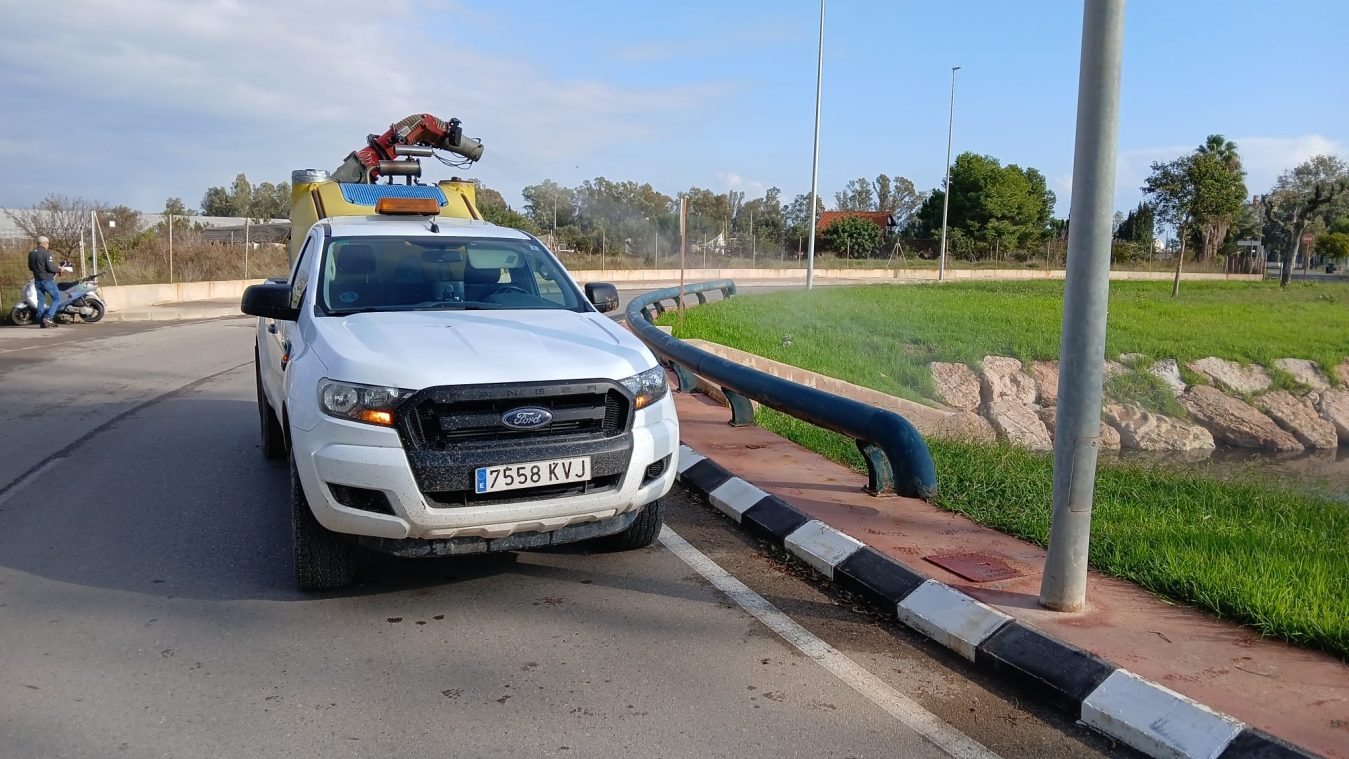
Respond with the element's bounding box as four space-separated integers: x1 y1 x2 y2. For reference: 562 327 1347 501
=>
673 442 1326 759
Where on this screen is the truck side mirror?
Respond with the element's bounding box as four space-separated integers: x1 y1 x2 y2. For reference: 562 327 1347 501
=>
241 282 300 321
585 282 619 313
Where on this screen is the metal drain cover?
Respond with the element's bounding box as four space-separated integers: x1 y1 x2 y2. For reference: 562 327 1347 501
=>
924 552 1024 583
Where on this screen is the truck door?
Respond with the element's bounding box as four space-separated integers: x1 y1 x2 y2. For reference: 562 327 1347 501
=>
262 231 317 410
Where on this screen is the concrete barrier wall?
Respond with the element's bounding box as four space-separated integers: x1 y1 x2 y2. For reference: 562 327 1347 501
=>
101 269 1263 310
102 279 268 311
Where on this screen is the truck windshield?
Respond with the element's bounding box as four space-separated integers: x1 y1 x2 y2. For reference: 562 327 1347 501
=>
317 236 586 314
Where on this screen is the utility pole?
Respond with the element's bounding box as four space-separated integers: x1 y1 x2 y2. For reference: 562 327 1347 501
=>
679 198 687 327
1040 0 1126 613
938 66 962 282
91 211 98 277
805 0 825 289
78 230 86 278
168 212 174 283
750 210 756 267
244 219 251 279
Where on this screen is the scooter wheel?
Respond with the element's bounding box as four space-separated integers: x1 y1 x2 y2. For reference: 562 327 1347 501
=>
10 305 34 326
82 301 106 324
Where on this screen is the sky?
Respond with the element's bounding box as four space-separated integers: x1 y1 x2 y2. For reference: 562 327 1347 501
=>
1 0 1346 218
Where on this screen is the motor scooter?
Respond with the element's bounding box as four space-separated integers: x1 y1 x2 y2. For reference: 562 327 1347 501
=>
10 264 106 325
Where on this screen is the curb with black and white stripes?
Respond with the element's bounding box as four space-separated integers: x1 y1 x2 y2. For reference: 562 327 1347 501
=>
675 444 1322 759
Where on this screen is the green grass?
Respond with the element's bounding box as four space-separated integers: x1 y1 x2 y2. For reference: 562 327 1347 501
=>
757 406 1349 660
660 280 1349 404
660 281 1349 658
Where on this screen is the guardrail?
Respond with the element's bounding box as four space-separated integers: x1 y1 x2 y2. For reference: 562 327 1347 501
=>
625 280 938 500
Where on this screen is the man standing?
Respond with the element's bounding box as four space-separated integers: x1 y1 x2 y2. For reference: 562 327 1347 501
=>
28 236 63 328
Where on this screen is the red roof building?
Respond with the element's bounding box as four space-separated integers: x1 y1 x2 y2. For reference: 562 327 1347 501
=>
817 211 896 233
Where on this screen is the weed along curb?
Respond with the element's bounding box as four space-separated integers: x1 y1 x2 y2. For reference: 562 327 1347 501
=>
674 444 1325 759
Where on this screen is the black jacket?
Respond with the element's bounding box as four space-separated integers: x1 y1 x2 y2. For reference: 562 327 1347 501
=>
28 248 60 282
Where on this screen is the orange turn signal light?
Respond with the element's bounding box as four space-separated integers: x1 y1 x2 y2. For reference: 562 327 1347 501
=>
356 409 394 426
375 197 440 215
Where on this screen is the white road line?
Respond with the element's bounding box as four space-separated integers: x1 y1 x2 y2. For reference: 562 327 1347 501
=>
0 458 64 509
659 526 1002 759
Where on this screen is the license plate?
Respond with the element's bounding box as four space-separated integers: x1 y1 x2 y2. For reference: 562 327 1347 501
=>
475 457 591 494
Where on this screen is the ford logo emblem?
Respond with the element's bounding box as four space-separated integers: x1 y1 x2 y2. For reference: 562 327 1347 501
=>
501 407 553 430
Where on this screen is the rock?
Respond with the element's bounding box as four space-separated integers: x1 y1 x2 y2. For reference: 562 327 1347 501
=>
933 410 998 444
1148 359 1187 396
1186 357 1272 395
1103 360 1129 380
929 362 982 411
1316 389 1349 444
1273 358 1331 393
985 400 1053 451
1256 390 1339 449
1029 360 1059 406
1179 386 1303 451
1118 352 1145 365
1038 406 1120 450
1102 404 1215 451
979 356 1037 406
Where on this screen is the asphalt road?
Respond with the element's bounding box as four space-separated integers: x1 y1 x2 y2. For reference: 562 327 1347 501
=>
0 317 1133 759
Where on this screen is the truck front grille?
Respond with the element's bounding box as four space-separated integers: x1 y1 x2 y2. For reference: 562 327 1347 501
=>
396 380 632 451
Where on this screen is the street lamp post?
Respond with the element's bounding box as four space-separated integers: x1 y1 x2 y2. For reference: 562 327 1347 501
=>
938 66 961 282
805 0 825 290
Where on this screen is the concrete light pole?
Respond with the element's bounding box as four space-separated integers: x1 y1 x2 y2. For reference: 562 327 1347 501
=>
1039 0 1126 613
937 66 961 282
805 0 825 290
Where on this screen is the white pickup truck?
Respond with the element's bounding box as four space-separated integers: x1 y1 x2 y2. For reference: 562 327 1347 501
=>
242 202 678 589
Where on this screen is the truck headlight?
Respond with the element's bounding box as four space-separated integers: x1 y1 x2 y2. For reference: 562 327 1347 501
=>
318 379 409 426
620 366 669 410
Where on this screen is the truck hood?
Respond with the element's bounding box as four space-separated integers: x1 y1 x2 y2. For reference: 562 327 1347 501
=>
309 309 657 390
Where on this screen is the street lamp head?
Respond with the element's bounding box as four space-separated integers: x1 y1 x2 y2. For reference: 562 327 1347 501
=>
952 66 962 72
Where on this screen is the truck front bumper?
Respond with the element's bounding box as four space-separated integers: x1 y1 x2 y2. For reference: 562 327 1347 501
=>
289 396 678 542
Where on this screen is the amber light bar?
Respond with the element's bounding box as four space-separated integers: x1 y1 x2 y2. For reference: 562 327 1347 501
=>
375 197 440 215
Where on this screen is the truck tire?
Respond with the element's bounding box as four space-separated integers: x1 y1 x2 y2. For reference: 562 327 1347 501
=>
256 348 286 460
291 454 356 590
601 498 664 551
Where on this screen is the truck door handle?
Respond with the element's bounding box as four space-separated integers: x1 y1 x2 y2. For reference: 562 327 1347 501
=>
267 322 278 334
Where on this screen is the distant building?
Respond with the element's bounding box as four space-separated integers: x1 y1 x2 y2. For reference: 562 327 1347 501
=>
817 211 897 235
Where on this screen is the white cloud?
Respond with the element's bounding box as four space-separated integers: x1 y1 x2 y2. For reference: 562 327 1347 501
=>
715 171 765 196
0 0 730 208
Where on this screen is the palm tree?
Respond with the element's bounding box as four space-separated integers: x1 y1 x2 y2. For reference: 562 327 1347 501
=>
1198 134 1242 171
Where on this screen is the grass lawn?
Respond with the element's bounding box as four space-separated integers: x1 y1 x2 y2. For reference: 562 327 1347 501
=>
658 280 1349 659
758 408 1349 660
660 280 1349 404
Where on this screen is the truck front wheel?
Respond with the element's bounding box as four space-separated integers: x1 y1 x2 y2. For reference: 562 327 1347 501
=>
601 498 664 551
291 454 356 590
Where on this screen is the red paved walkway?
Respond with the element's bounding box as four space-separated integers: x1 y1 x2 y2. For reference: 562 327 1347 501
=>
674 391 1349 758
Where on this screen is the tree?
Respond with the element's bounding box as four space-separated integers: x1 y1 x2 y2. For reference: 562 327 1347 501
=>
783 192 824 254
1143 155 1198 295
1316 232 1349 262
1116 202 1155 247
1263 155 1349 287
1188 148 1247 262
251 181 291 220
4 195 105 257
163 197 191 215
875 175 924 225
200 186 233 217
520 180 578 230
473 180 539 233
834 178 874 212
910 152 1056 249
820 214 883 258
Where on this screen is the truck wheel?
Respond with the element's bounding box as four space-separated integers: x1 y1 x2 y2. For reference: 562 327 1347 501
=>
10 305 33 326
602 499 664 551
81 300 106 323
291 454 356 590
256 349 286 460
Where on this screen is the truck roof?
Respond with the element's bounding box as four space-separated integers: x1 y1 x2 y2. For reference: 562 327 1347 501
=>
323 215 532 241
